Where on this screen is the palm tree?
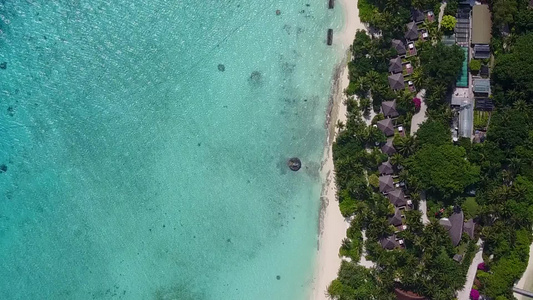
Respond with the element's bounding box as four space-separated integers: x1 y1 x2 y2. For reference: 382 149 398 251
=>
384 0 399 13
395 135 416 157
508 157 522 177
336 120 345 132
431 83 447 99
513 99 529 112
508 89 525 103
366 70 380 88
390 153 404 166
356 75 370 91
502 169 513 186
359 97 372 115
397 89 413 102
411 68 424 88
398 169 409 183
423 21 440 42
511 182 527 199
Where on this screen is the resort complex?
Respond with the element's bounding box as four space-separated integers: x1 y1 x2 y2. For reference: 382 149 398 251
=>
327 0 533 299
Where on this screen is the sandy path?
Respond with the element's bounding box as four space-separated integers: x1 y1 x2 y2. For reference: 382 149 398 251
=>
418 191 430 225
309 0 364 299
514 242 533 300
410 89 427 134
457 239 484 300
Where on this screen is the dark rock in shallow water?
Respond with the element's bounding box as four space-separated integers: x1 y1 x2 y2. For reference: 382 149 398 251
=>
217 64 225 72
276 275 281 280
287 157 301 171
0 62 6 70
249 71 262 85
0 164 7 173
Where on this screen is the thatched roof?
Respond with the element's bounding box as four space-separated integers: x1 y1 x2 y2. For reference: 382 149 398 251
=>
379 175 395 193
379 161 394 175
377 118 395 136
389 57 403 74
388 73 405 90
380 235 399 250
388 189 407 207
464 219 475 239
389 208 403 226
405 21 419 40
411 9 425 23
382 100 399 117
447 211 465 246
381 139 396 156
392 39 407 56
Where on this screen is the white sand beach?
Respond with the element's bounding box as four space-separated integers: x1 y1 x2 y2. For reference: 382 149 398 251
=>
310 0 365 299
514 242 533 300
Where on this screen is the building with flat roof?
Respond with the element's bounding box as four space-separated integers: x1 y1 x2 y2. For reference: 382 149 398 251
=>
472 5 492 45
473 44 490 59
452 88 469 106
459 101 473 138
473 78 491 94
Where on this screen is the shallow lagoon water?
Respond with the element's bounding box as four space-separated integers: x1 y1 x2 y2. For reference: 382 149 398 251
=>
0 1 342 299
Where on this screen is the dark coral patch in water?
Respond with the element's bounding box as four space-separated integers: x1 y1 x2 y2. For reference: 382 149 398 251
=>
249 71 262 85
287 157 301 171
217 64 225 72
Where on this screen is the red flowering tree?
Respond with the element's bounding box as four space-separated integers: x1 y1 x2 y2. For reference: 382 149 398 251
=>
477 262 487 271
470 288 480 300
413 98 421 112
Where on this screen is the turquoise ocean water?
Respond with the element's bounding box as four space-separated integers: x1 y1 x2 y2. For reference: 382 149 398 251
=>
0 1 343 299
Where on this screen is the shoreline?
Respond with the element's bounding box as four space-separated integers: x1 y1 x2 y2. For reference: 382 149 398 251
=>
514 241 533 300
310 0 364 298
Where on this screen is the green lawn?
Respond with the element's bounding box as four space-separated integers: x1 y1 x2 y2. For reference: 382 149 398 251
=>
473 110 490 130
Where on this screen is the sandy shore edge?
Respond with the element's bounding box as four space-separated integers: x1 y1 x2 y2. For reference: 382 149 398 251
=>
514 242 533 300
310 0 364 299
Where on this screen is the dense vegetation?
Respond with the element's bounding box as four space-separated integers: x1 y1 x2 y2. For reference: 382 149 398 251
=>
492 33 533 106
406 143 480 199
328 0 533 299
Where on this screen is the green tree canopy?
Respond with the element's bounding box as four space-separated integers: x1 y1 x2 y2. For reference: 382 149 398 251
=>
441 15 457 32
415 119 451 147
492 0 517 28
492 33 533 106
469 59 481 72
515 9 533 34
419 43 464 88
327 261 386 299
486 108 529 150
406 144 480 199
